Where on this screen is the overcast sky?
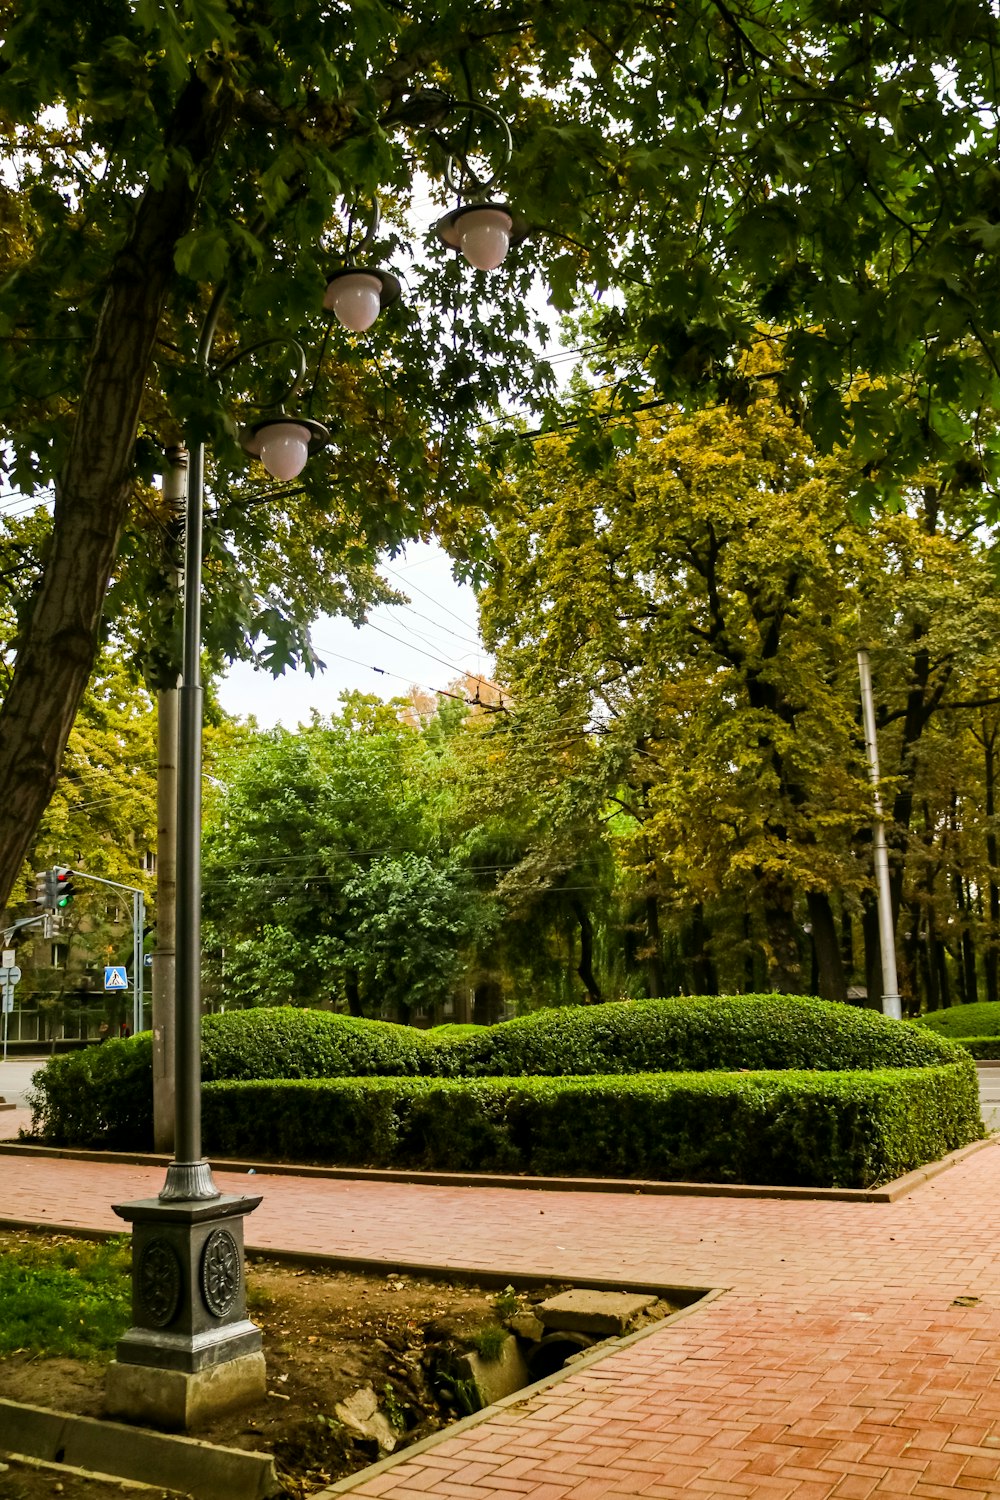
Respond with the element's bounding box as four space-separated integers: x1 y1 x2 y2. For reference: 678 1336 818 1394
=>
216 539 493 727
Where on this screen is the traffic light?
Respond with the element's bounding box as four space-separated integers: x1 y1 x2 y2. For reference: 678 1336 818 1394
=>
32 870 58 910
53 867 75 908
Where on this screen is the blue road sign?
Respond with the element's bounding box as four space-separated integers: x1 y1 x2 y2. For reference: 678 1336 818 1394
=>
104 965 128 990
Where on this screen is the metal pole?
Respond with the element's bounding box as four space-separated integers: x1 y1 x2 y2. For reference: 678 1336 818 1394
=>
857 648 902 1020
159 433 216 1200
131 891 145 1035
158 286 227 1202
153 447 185 1153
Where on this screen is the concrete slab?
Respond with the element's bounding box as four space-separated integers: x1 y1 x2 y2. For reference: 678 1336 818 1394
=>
104 1351 267 1432
536 1287 658 1335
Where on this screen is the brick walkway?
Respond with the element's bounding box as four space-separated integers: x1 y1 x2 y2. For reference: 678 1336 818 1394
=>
2 1143 1000 1497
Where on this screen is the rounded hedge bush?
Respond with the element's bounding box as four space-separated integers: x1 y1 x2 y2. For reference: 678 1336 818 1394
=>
26 994 971 1154
200 1007 440 1081
917 1002 1000 1039
26 1033 153 1150
442 995 963 1076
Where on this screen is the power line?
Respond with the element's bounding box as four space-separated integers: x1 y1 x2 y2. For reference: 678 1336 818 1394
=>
389 598 483 650
380 562 481 633
362 618 504 692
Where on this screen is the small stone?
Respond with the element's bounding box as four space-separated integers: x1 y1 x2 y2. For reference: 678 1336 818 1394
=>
507 1312 545 1342
334 1384 397 1454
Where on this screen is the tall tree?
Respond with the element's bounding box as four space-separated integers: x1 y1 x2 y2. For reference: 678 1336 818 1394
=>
3 0 1000 910
200 693 490 1014
479 398 1000 1000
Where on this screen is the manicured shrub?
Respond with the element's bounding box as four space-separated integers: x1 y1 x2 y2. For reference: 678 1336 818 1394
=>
27 995 977 1186
917 1002 1000 1039
27 1034 153 1149
925 1035 1000 1059
442 995 963 1076
200 1007 439 1081
201 1061 982 1189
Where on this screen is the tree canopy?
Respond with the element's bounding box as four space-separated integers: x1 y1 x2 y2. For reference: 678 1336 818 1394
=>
476 397 1000 1003
3 0 1000 906
199 693 492 1016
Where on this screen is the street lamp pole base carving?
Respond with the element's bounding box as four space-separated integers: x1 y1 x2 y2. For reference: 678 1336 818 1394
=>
107 1191 263 1430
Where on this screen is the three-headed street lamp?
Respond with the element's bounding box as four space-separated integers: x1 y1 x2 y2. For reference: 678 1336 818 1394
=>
105 101 529 1431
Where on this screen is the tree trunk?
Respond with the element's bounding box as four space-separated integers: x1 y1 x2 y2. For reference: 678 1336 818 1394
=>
952 849 979 1007
644 892 667 997
570 898 602 1003
863 897 882 1010
935 936 951 1008
840 906 855 979
759 873 802 993
962 927 978 1008
0 77 233 909
903 902 923 1013
345 970 363 1018
985 727 1000 1004
806 891 847 1002
743 909 756 992
688 902 718 996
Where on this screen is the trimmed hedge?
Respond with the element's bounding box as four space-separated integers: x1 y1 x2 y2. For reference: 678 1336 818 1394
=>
442 996 962 1075
26 996 981 1185
917 1002 1000 1040
923 1035 1000 1060
200 1008 439 1081
200 1062 981 1189
25 1034 154 1150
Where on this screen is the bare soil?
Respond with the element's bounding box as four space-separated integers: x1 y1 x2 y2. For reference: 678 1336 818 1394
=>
0 1244 571 1499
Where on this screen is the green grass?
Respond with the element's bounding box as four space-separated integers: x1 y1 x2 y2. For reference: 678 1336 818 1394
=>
0 1235 131 1360
468 1323 509 1361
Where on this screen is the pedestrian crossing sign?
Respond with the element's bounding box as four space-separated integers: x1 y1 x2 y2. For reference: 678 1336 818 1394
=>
104 965 128 990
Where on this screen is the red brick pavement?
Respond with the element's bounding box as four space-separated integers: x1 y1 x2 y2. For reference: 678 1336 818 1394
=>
2 1143 1000 1496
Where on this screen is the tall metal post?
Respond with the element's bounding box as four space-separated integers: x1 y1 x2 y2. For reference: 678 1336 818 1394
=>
105 297 264 1431
161 431 213 1198
153 446 186 1153
857 648 902 1020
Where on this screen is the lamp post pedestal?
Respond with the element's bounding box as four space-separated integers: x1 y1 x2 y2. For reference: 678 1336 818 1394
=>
104 1191 264 1431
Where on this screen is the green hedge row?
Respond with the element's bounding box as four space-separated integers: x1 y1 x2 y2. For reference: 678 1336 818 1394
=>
924 1035 1000 1059
200 1007 438 1081
26 1034 154 1150
917 1002 1000 1040
26 996 976 1175
200 1063 981 1189
205 994 962 1079
447 996 961 1075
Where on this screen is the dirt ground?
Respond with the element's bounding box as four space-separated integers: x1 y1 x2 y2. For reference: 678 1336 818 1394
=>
0 1244 570 1499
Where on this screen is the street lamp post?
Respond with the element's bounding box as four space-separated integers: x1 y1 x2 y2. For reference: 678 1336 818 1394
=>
103 97 526 1431
105 299 329 1432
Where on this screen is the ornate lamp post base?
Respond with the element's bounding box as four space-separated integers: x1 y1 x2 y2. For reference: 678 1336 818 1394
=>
104 1191 264 1431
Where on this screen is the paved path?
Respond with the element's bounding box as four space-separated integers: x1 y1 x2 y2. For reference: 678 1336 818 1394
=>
3 1144 1000 1496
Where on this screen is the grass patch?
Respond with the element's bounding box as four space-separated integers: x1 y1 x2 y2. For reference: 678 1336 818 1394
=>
0 1234 131 1360
468 1323 509 1362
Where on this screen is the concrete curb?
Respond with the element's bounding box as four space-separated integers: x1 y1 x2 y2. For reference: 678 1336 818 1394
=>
0 1133 991 1201
0 1397 280 1499
311 1286 728 1496
0 1451 186 1494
